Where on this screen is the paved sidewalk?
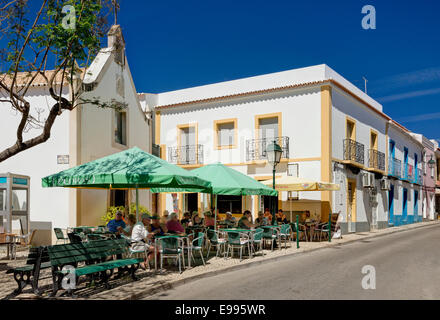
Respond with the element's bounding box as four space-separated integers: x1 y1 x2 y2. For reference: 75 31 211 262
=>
1 220 438 300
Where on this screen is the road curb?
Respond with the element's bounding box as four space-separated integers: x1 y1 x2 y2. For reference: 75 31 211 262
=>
127 221 440 300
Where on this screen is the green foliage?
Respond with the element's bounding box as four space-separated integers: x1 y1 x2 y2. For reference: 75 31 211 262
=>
1 0 113 75
100 203 151 225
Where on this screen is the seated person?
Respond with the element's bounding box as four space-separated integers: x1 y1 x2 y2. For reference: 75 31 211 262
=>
255 211 268 226
160 210 169 225
180 212 191 227
263 208 273 224
204 211 215 229
192 211 204 226
131 214 155 270
107 210 126 234
237 210 257 229
117 214 137 236
166 212 185 234
150 215 167 236
224 212 237 226
276 209 288 224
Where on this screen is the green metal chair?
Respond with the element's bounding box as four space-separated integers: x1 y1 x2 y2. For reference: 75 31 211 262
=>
157 236 185 273
226 231 251 261
262 227 280 251
279 224 291 249
54 228 68 244
184 232 206 266
251 228 264 256
206 229 227 259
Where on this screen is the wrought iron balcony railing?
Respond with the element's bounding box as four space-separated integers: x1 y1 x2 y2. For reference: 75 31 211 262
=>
403 164 415 182
168 145 204 165
368 149 385 171
343 139 365 165
246 136 290 162
388 157 402 178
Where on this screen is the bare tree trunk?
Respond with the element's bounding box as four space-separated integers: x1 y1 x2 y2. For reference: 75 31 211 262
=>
0 102 62 162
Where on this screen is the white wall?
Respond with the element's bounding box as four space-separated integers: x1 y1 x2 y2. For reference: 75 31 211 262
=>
79 55 152 226
0 86 71 229
160 86 322 165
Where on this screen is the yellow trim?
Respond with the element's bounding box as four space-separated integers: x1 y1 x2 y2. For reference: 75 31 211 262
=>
346 178 357 223
321 85 332 220
213 118 238 150
385 123 389 176
177 123 199 165
345 116 356 141
370 129 378 151
155 111 161 145
253 175 283 181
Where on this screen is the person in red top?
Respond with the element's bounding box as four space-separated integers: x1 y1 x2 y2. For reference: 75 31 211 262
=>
166 212 185 234
263 207 273 224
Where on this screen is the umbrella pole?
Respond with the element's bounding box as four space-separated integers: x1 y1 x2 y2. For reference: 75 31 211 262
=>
214 194 218 230
136 187 139 222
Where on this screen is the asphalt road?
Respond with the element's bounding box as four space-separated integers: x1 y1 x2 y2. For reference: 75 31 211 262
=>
147 224 440 300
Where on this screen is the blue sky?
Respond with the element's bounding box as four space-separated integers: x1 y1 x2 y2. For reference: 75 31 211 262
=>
116 0 440 142
4 1 440 141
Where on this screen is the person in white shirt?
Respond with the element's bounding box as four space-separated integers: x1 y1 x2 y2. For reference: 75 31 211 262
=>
131 214 155 270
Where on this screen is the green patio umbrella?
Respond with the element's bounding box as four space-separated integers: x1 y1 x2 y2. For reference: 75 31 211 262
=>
152 163 278 228
42 147 212 221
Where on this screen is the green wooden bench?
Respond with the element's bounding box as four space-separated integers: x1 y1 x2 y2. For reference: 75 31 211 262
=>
6 246 51 295
47 238 143 296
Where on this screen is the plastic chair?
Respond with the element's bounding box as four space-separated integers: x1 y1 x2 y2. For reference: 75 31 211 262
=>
262 227 280 251
184 232 206 266
157 236 185 273
279 224 291 249
206 229 227 259
54 228 69 244
226 231 251 261
251 228 264 256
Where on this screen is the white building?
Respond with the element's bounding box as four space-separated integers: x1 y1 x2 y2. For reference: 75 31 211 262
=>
0 25 152 243
148 64 423 233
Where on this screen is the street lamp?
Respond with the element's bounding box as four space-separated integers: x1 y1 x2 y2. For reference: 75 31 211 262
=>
266 140 283 225
428 155 436 169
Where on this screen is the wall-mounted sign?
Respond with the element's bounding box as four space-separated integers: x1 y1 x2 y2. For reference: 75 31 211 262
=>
57 155 70 165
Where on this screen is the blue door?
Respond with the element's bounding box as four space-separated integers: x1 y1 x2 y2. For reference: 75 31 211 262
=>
414 190 419 222
388 184 394 225
403 188 408 224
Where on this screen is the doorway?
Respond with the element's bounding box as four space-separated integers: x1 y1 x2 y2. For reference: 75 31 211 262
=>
402 188 408 223
388 184 394 225
186 193 198 213
347 179 356 233
414 190 419 222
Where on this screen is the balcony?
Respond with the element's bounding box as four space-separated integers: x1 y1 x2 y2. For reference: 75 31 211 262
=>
403 164 415 182
343 139 365 166
168 145 204 165
246 136 290 162
368 149 385 172
388 157 402 178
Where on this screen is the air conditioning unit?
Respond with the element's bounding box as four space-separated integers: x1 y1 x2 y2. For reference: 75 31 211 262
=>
362 172 375 188
380 177 391 191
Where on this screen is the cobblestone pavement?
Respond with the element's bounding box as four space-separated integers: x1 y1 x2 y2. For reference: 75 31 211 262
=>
1 220 438 300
